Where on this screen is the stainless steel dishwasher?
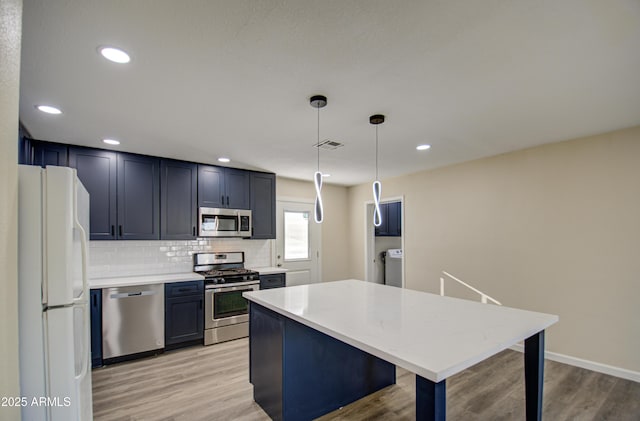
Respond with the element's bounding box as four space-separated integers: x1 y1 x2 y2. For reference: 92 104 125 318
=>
102 284 164 361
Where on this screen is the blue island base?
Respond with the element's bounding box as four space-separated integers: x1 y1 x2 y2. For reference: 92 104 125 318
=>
249 302 396 421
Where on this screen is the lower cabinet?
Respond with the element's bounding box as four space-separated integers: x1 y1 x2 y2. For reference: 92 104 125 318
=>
165 281 204 349
90 289 102 368
260 273 286 290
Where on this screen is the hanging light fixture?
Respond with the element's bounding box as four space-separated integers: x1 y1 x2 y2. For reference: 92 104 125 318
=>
370 114 385 227
310 95 327 223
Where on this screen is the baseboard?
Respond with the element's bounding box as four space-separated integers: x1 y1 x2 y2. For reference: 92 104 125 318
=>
509 344 640 383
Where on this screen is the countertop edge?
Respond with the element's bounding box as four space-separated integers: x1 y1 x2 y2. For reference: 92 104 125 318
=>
89 272 205 289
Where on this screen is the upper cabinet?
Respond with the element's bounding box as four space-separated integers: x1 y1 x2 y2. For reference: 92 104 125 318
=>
69 147 118 240
375 202 402 237
24 139 275 241
250 172 276 239
198 165 250 210
30 139 69 167
161 160 198 240
69 147 160 240
117 153 161 240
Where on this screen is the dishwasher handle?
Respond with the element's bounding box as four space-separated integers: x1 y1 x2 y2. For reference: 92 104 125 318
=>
110 290 157 299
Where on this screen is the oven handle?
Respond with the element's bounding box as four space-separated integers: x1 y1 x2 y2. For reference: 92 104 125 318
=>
208 283 259 293
205 281 259 290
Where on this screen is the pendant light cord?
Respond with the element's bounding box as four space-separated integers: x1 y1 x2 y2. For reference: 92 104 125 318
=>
317 106 320 172
375 125 379 180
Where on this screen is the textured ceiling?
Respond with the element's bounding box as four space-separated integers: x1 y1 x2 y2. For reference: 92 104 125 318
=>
19 0 640 186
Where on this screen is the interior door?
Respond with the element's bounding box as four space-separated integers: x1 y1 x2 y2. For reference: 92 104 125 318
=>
275 201 321 286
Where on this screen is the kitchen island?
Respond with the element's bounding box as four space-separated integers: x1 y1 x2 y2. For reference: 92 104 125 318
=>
244 279 558 421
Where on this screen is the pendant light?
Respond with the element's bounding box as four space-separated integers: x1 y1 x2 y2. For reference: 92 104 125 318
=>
310 95 327 223
370 114 385 227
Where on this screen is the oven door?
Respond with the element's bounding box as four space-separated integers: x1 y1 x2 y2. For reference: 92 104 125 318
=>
205 282 259 329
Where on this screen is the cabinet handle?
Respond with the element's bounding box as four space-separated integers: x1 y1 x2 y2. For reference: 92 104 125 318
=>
111 225 115 236
226 196 229 206
93 294 97 306
221 195 224 205
199 300 202 309
193 226 196 236
118 225 123 237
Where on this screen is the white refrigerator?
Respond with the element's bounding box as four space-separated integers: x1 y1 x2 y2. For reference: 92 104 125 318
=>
18 165 93 421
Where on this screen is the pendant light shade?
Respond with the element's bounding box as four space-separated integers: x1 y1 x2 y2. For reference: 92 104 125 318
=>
370 114 385 227
310 95 327 223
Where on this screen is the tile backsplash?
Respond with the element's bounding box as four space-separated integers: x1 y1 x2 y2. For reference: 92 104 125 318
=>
89 238 273 279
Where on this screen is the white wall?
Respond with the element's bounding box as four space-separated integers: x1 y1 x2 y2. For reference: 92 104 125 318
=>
0 0 22 419
348 126 640 375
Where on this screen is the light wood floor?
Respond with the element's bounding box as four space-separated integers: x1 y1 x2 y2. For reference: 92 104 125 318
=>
92 339 640 420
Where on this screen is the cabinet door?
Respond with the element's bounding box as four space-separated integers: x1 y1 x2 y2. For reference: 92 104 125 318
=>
90 289 102 368
32 140 68 167
161 160 197 240
165 295 204 346
250 172 276 239
260 273 286 289
225 168 251 209
18 127 32 165
198 164 225 208
117 153 160 240
69 147 117 240
388 201 401 236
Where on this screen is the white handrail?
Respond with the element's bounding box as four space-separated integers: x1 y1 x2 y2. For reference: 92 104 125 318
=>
440 271 502 305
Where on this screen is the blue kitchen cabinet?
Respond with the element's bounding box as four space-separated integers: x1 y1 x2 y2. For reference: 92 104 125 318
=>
69 147 118 240
165 281 204 349
70 148 160 240
117 153 161 240
198 164 250 209
260 273 286 290
375 202 401 237
18 125 32 165
31 139 68 167
161 159 198 240
197 164 225 208
250 171 276 239
90 289 102 368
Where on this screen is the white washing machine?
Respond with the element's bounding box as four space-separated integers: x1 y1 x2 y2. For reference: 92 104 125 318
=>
385 249 403 288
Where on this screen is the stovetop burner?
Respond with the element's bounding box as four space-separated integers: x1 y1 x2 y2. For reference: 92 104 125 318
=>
193 252 259 285
202 268 256 277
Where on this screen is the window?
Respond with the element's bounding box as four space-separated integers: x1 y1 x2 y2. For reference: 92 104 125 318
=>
284 211 309 260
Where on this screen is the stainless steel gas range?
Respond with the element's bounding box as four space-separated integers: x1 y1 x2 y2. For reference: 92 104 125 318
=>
194 252 260 345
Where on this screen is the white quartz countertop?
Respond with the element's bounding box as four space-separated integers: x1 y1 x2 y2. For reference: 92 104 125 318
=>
244 279 558 383
89 272 204 289
251 266 288 275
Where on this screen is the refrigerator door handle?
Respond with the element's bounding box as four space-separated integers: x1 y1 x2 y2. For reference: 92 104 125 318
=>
75 305 90 382
73 184 89 302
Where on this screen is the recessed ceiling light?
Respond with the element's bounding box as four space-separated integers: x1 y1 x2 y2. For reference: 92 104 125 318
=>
36 105 62 114
416 144 431 151
99 46 131 64
218 157 231 163
103 139 120 145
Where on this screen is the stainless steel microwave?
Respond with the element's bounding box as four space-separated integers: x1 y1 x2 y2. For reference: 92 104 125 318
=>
198 207 252 238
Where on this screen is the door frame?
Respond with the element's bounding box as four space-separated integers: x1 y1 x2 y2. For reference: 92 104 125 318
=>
364 195 405 287
273 197 323 284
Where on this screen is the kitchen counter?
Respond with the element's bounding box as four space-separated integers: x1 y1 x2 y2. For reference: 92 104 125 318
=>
89 272 204 289
251 266 288 275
